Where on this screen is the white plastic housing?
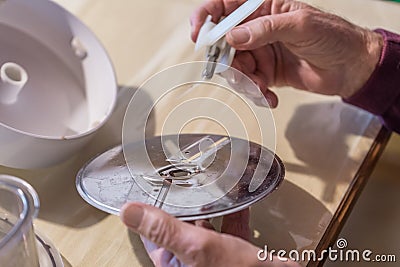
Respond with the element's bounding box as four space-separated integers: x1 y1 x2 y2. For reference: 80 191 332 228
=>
0 62 28 104
0 0 117 168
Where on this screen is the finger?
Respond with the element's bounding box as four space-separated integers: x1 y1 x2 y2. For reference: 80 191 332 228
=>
244 87 279 108
226 7 311 50
247 71 279 108
230 57 279 107
250 46 278 85
263 89 279 108
190 0 225 42
195 219 215 230
246 72 269 94
186 219 214 230
248 95 269 108
120 202 218 265
221 208 250 241
190 0 246 42
234 51 257 75
251 89 279 108
121 202 187 250
252 90 279 108
222 62 276 107
228 52 256 94
230 59 245 84
220 62 247 94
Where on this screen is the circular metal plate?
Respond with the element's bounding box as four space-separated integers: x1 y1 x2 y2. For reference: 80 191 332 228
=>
76 134 284 220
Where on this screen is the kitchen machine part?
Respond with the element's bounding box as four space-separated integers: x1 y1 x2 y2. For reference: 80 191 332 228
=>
76 134 285 221
0 175 63 266
0 0 117 168
35 230 64 267
0 175 39 266
195 0 264 79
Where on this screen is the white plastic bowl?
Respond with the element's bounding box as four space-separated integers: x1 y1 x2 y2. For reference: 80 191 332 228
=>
0 0 117 168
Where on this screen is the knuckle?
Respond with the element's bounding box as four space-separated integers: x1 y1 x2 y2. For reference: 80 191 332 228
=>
254 17 274 46
185 235 211 261
184 232 220 266
260 16 273 34
296 7 315 27
146 215 177 246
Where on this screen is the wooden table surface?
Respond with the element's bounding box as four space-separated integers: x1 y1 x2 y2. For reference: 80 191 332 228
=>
1 0 399 266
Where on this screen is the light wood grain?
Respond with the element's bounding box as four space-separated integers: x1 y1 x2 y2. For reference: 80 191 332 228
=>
1 0 398 266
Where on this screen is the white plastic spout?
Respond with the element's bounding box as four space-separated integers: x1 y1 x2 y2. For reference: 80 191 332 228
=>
0 62 28 104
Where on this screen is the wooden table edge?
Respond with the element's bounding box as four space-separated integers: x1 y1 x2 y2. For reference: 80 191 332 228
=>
307 126 392 267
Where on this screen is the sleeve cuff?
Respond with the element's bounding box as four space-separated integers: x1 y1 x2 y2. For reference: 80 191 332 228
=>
343 29 400 116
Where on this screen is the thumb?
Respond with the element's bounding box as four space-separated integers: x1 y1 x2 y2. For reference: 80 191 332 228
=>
226 10 307 50
221 208 250 241
120 202 213 263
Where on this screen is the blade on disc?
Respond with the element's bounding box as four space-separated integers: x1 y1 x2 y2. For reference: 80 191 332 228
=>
76 134 285 220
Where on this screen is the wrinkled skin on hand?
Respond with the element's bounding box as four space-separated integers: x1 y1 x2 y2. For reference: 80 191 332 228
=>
190 0 383 107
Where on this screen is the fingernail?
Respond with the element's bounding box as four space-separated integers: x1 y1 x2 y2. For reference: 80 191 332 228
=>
121 204 144 229
229 27 251 45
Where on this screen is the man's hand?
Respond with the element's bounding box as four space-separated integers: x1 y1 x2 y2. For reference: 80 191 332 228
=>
190 0 383 107
120 202 300 267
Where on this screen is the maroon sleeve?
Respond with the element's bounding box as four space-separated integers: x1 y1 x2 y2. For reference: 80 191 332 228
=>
343 29 400 133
